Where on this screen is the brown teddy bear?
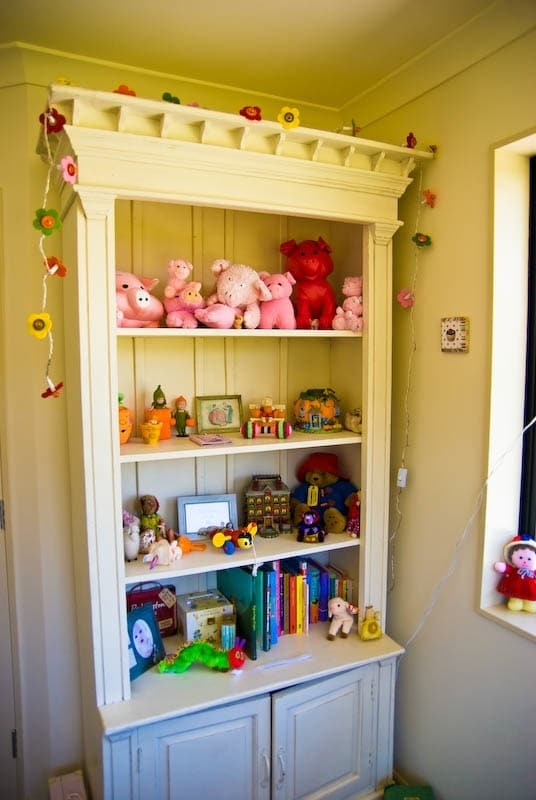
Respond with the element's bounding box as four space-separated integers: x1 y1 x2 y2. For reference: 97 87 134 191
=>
290 452 358 534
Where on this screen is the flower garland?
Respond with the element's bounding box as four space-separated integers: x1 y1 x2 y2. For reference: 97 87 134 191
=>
30 99 76 398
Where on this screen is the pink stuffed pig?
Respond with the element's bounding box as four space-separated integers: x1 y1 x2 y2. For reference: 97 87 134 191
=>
163 259 193 300
196 259 271 329
332 275 363 331
280 237 337 330
165 281 205 328
116 271 164 328
258 271 296 329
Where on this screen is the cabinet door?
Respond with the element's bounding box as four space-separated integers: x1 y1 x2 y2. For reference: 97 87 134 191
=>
272 665 376 800
138 695 271 800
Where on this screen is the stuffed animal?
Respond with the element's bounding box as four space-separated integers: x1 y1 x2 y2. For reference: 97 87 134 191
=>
332 275 363 331
345 491 361 537
327 597 357 640
344 407 362 434
116 270 164 328
163 259 193 299
291 452 358 534
494 534 536 612
280 237 337 329
258 271 297 329
138 494 166 553
158 639 246 673
165 281 206 328
195 259 272 329
296 509 325 543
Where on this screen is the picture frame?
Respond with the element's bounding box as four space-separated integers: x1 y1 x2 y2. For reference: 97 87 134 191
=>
195 394 243 433
126 602 165 680
177 493 238 541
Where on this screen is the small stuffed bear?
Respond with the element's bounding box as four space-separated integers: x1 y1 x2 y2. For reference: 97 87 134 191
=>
138 494 166 553
195 259 272 329
291 452 358 534
296 509 325 543
327 597 357 640
494 534 536 612
165 281 206 328
280 237 337 330
258 271 297 329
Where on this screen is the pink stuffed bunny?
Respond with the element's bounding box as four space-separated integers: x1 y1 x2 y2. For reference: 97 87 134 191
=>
258 271 296 329
165 281 205 328
195 259 271 329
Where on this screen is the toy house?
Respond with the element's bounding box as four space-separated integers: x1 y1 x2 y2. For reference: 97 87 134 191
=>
245 474 291 536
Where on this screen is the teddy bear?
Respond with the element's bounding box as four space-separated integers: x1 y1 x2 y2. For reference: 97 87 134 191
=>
163 259 194 299
258 271 296 329
493 534 536 612
290 452 358 534
164 281 206 328
332 275 363 331
280 237 337 329
327 597 357 640
195 259 272 329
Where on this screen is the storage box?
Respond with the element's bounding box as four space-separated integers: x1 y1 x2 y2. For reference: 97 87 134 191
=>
176 590 234 645
126 581 178 638
384 786 435 800
49 770 87 800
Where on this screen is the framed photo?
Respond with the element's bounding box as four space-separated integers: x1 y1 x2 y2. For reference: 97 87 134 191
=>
195 394 243 433
126 603 165 681
177 493 238 541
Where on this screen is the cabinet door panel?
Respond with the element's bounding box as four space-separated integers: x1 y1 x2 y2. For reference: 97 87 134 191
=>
272 665 376 800
138 695 271 800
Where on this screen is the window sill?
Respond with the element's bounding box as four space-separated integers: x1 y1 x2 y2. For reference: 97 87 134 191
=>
480 603 536 643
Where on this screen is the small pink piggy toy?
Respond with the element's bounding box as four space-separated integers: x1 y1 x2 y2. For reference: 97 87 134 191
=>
116 271 164 328
258 271 297 329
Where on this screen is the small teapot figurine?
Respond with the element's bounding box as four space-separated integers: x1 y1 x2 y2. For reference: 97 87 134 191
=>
122 510 140 561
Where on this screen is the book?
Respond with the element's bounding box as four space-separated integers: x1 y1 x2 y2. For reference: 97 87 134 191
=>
189 433 233 446
261 562 279 646
307 558 330 621
259 567 271 652
217 567 258 660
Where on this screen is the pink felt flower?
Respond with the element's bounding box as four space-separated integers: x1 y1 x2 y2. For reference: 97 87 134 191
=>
60 155 77 184
422 189 436 208
397 289 415 309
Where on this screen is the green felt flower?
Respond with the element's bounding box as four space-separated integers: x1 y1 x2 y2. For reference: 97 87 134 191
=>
33 208 62 236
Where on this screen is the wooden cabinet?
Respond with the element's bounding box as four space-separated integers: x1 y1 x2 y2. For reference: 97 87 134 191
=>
41 84 431 799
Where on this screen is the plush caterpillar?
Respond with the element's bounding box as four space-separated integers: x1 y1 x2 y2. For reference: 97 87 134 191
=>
158 638 246 674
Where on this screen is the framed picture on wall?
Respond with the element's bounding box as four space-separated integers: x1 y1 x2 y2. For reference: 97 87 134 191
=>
126 603 165 681
195 394 243 433
177 493 238 541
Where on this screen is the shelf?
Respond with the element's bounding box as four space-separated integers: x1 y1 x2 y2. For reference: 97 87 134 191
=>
99 624 404 735
120 429 361 463
124 531 360 583
117 328 361 339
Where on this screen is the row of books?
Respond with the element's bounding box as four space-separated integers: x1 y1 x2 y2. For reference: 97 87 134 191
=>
217 558 354 660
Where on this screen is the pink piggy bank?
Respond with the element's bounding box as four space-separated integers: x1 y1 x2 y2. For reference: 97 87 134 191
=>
116 271 164 328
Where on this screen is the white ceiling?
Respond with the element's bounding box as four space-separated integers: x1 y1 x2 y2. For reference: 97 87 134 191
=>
1 0 496 109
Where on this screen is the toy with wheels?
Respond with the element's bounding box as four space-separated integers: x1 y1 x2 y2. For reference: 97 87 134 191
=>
241 418 292 439
211 522 258 555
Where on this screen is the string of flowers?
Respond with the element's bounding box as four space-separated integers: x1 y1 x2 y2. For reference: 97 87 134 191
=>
389 146 437 590
29 97 76 398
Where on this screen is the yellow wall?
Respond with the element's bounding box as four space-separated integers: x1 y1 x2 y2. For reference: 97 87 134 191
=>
349 19 536 800
1 8 536 796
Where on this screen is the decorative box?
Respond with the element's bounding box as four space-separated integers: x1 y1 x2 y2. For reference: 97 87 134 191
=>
245 474 291 536
176 590 234 645
293 388 342 433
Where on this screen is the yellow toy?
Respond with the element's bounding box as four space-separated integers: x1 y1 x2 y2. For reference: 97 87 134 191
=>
358 606 382 640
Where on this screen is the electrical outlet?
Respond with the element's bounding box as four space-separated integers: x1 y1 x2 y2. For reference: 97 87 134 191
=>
396 468 408 488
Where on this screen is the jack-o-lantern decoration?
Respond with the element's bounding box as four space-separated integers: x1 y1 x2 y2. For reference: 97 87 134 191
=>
118 396 133 444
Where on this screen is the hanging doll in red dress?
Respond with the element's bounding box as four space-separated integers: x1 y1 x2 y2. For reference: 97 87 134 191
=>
493 534 536 613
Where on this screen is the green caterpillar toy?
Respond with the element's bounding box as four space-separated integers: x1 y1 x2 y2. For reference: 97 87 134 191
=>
158 638 246 674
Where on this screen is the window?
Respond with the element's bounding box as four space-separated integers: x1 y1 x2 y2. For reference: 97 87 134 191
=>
480 133 536 641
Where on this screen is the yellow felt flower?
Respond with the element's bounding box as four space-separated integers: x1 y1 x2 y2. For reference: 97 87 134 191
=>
27 312 52 340
278 107 300 130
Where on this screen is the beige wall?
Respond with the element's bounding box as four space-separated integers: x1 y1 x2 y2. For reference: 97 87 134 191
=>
1 7 536 797
349 16 536 800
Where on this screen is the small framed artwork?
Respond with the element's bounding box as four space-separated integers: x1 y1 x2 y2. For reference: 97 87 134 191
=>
441 316 470 353
177 493 238 541
127 603 165 681
196 394 243 433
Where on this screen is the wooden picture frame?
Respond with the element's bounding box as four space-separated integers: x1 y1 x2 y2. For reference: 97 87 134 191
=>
195 394 243 433
177 493 238 541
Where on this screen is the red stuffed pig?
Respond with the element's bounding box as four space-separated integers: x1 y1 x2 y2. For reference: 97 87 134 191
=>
280 237 336 329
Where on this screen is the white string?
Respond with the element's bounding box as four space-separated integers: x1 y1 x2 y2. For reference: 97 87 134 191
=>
403 412 536 650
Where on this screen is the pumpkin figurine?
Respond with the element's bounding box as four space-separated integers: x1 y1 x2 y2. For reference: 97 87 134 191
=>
118 394 133 444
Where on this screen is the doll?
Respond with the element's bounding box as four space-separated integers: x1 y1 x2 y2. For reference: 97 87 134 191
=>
494 534 536 612
174 396 195 437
